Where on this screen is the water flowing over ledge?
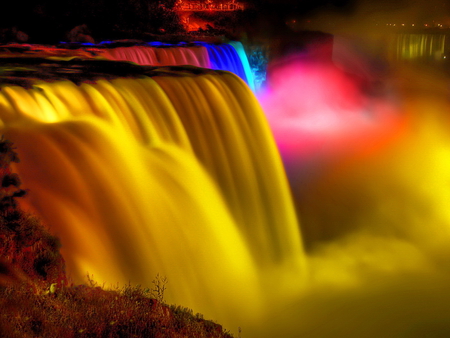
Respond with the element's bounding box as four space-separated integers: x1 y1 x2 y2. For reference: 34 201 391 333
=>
4 35 450 337
0 55 305 331
0 40 256 91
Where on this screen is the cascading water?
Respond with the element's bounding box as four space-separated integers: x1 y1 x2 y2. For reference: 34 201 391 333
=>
0 41 256 91
395 33 447 61
96 41 256 90
98 43 211 67
0 57 305 331
200 41 255 91
3 37 450 337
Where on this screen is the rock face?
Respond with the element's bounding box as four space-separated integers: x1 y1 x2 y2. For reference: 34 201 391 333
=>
0 137 67 290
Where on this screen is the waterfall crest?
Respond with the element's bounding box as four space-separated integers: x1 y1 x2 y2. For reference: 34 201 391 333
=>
0 59 305 328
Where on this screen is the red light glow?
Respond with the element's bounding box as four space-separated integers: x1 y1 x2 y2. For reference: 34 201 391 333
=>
174 0 245 12
259 57 404 161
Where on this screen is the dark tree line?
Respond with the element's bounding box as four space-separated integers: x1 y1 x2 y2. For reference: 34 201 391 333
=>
0 0 184 43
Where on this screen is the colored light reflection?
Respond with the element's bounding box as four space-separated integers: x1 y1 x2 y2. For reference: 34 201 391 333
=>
251 53 450 336
259 56 402 160
3 37 450 337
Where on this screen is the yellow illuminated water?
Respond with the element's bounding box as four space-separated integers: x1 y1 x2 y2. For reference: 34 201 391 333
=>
3 49 450 336
0 68 305 331
395 34 446 61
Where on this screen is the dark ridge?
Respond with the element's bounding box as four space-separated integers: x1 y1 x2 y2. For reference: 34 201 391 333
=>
0 56 224 87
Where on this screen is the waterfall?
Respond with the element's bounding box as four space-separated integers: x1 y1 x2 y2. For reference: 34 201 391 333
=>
0 57 305 330
0 41 256 90
200 41 255 91
97 41 256 90
3 38 450 337
395 33 446 61
98 44 211 67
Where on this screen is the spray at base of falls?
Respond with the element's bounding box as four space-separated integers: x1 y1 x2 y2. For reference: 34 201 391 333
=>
248 53 450 337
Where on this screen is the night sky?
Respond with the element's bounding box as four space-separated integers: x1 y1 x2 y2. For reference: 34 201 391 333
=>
0 0 449 43
249 0 450 27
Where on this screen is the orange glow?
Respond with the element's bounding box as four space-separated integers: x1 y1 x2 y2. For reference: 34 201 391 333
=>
4 35 450 337
0 64 305 333
174 0 245 12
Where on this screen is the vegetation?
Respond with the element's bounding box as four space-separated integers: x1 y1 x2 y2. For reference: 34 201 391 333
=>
0 281 234 338
0 136 67 291
0 137 235 338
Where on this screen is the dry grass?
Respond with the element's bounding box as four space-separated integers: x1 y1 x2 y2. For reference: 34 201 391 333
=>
0 279 235 338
